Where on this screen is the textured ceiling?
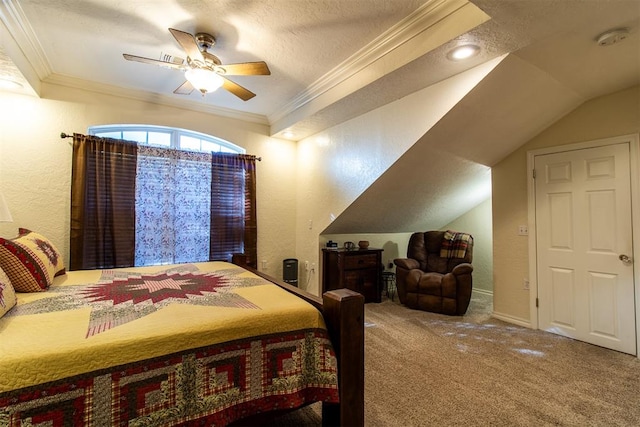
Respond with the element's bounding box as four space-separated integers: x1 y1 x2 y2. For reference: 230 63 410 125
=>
1 0 639 234
1 0 431 133
2 0 637 140
323 0 640 234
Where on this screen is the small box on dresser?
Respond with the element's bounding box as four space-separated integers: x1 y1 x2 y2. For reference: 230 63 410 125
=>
322 248 383 303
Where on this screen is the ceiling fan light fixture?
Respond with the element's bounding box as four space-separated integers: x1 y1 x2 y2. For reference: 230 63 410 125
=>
124 28 267 101
185 68 224 94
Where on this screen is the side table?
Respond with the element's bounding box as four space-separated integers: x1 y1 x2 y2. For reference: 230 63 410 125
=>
381 271 396 301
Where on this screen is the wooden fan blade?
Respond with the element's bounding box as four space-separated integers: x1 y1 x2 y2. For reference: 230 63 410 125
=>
222 77 256 101
173 80 195 95
123 54 184 70
169 28 205 63
219 61 271 76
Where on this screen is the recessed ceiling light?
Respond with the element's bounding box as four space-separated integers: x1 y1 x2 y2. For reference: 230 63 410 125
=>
447 44 480 61
282 130 294 139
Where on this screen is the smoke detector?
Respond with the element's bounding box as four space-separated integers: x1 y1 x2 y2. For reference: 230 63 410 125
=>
596 28 629 46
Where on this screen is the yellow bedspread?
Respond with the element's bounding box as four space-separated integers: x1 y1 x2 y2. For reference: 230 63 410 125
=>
0 261 327 393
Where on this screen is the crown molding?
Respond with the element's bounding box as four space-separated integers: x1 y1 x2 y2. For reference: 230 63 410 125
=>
267 0 471 125
44 73 269 125
1 1 267 125
0 0 52 79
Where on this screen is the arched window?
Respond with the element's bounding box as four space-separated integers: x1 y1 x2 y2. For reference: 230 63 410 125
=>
89 124 244 154
73 126 256 268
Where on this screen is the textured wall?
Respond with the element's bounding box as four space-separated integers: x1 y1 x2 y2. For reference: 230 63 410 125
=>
0 84 297 279
492 85 640 325
294 63 498 295
442 197 493 293
0 93 71 249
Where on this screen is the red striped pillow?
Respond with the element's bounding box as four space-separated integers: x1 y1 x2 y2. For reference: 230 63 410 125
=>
0 230 64 292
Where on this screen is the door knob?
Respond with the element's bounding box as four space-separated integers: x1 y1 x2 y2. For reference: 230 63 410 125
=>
619 254 633 264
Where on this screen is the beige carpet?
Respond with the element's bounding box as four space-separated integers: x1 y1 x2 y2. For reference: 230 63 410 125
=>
269 293 640 426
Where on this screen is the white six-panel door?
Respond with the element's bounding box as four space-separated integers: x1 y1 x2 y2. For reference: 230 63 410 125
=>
535 142 636 355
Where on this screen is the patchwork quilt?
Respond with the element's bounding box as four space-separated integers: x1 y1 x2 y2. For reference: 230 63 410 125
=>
0 262 339 425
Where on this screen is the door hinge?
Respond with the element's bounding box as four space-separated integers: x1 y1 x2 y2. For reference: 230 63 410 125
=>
532 169 536 179
536 298 539 308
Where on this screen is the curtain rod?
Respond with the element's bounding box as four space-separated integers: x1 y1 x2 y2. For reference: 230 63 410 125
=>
59 132 261 161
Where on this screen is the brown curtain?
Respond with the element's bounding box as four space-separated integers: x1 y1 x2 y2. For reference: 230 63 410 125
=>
70 133 138 270
210 153 257 268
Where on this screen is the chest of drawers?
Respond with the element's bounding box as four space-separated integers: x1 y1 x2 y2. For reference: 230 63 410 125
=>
321 248 383 303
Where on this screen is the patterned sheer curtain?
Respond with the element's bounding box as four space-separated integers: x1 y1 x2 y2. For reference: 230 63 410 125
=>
70 134 257 269
135 146 211 265
70 134 137 270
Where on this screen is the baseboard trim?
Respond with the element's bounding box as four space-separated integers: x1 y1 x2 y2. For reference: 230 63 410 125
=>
472 288 493 297
491 311 532 328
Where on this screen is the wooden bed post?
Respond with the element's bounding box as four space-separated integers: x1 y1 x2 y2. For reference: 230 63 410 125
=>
322 289 365 427
234 263 365 426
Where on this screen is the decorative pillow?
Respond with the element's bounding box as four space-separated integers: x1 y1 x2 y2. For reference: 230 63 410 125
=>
18 228 66 277
0 230 64 292
0 267 17 317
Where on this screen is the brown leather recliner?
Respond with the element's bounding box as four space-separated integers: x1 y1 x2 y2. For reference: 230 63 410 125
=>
394 231 473 315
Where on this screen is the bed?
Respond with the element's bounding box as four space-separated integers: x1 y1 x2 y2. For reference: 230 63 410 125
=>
0 244 364 426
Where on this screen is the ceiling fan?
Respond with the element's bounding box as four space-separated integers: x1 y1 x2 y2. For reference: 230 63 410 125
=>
123 28 270 101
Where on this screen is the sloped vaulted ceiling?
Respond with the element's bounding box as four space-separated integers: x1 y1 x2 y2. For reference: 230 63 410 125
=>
1 0 639 235
323 53 585 234
324 0 640 234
